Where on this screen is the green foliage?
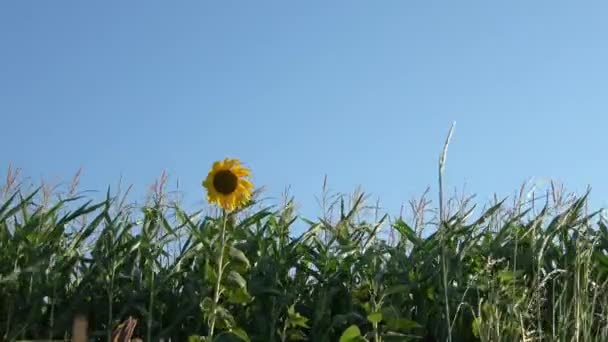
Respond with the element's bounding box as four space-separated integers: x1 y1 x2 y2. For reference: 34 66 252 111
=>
1 175 608 342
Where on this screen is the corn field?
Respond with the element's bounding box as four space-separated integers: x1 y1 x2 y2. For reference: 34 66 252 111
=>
2 161 608 342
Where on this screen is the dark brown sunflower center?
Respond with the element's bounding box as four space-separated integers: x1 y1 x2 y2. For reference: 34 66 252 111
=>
213 170 238 195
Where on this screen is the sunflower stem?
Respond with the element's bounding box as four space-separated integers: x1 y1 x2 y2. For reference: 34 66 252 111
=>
208 210 228 340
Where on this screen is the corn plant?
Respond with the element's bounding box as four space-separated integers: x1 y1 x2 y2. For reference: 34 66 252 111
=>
2 163 608 341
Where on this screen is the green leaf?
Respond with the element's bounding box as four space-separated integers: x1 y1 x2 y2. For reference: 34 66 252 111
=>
386 318 421 331
215 305 237 329
362 302 371 314
227 287 252 304
227 270 247 289
201 297 214 313
0 188 39 221
383 284 409 297
229 246 250 268
230 327 251 342
287 304 310 328
339 325 362 342
426 287 435 300
469 198 506 227
472 317 481 338
288 330 307 341
498 270 514 284
392 219 421 245
367 312 382 324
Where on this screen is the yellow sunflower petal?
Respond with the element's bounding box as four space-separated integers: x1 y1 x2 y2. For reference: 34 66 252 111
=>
233 168 250 177
240 179 253 190
223 158 237 169
202 157 253 211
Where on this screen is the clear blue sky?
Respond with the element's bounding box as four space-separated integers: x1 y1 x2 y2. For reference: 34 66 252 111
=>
1 1 608 220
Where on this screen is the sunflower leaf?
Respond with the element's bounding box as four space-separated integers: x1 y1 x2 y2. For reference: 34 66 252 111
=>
339 325 362 342
227 270 247 289
229 246 250 268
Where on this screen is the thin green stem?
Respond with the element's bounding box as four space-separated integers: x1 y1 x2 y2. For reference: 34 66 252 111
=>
107 273 114 342
208 211 229 340
147 269 154 342
439 122 455 342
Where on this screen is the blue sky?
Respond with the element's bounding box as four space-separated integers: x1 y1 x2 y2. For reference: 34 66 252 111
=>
1 1 608 221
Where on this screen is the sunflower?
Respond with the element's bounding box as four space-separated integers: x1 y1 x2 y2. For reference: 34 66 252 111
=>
202 158 254 211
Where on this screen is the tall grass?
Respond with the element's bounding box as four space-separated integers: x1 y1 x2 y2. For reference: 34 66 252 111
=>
1 161 608 341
